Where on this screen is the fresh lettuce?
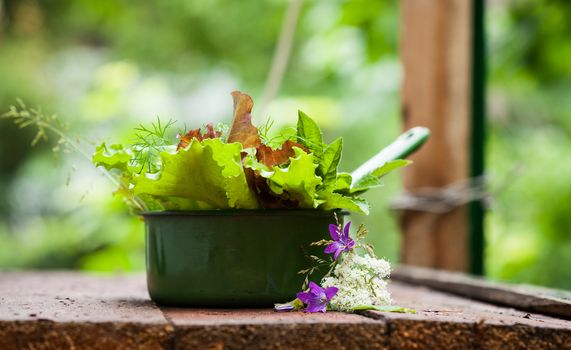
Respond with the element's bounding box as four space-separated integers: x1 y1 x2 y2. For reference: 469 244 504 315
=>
92 143 132 173
134 138 259 209
256 147 322 208
91 91 411 214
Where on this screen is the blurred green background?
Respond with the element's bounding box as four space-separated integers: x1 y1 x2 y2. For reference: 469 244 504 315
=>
0 0 569 289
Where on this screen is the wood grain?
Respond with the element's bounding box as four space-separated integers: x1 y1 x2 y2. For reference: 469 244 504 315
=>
393 265 571 320
1 272 569 349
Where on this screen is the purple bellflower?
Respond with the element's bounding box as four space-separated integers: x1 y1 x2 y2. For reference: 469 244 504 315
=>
296 282 338 313
324 222 355 260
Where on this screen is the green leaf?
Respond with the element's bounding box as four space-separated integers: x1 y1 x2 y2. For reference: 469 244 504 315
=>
370 159 412 177
334 172 353 193
92 143 132 172
351 305 417 314
332 172 382 196
319 137 343 188
316 191 370 215
259 147 322 207
297 110 323 154
133 138 259 209
137 194 212 211
347 159 411 195
351 174 383 194
243 152 271 173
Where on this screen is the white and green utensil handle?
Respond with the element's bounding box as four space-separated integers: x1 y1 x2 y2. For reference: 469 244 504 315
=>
350 127 430 187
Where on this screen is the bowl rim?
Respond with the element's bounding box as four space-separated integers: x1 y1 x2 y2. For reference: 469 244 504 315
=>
140 209 349 217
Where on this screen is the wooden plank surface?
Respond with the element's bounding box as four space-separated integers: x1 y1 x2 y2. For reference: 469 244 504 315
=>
163 308 387 350
399 0 474 271
0 272 172 350
372 282 570 350
0 272 569 350
393 265 571 320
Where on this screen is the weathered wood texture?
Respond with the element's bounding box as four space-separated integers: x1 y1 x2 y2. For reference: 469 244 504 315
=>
0 272 569 350
400 0 474 271
164 309 387 350
393 265 571 319
366 283 571 350
0 272 173 350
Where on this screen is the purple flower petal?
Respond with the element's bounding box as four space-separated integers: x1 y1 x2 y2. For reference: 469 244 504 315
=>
296 291 312 304
324 286 339 300
333 248 342 260
297 282 337 313
343 222 351 239
346 239 355 250
305 302 327 313
324 242 341 254
328 224 340 240
307 281 321 294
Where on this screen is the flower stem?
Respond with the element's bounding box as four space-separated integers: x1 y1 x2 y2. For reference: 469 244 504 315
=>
40 121 147 212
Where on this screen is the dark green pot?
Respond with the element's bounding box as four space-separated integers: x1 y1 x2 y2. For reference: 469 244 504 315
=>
143 210 346 307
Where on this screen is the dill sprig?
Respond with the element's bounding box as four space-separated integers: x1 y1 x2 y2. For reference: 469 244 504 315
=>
213 122 229 142
258 117 275 145
131 117 176 173
258 116 297 148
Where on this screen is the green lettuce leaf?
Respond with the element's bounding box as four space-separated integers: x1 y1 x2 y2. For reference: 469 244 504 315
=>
243 152 271 173
136 194 212 211
316 191 370 215
133 138 259 209
92 143 132 172
258 147 322 207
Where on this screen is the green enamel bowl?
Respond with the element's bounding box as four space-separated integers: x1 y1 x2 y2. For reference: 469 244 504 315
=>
143 210 346 307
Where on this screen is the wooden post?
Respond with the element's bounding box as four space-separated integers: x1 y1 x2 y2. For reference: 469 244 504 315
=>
399 0 475 272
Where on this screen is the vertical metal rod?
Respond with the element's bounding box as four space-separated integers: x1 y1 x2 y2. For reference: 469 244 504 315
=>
469 0 486 275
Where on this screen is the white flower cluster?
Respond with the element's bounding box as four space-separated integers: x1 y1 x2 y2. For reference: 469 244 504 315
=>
321 254 392 311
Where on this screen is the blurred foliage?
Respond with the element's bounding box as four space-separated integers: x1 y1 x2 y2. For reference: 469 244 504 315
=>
0 0 569 290
485 0 571 289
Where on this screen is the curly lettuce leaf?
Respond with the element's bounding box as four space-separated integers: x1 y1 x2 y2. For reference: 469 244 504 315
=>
177 123 222 150
256 140 306 167
258 147 322 208
133 138 259 209
136 194 212 211
92 143 132 172
227 91 261 149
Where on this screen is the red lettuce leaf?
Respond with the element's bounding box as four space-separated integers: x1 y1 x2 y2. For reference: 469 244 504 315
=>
227 91 261 149
176 123 221 150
